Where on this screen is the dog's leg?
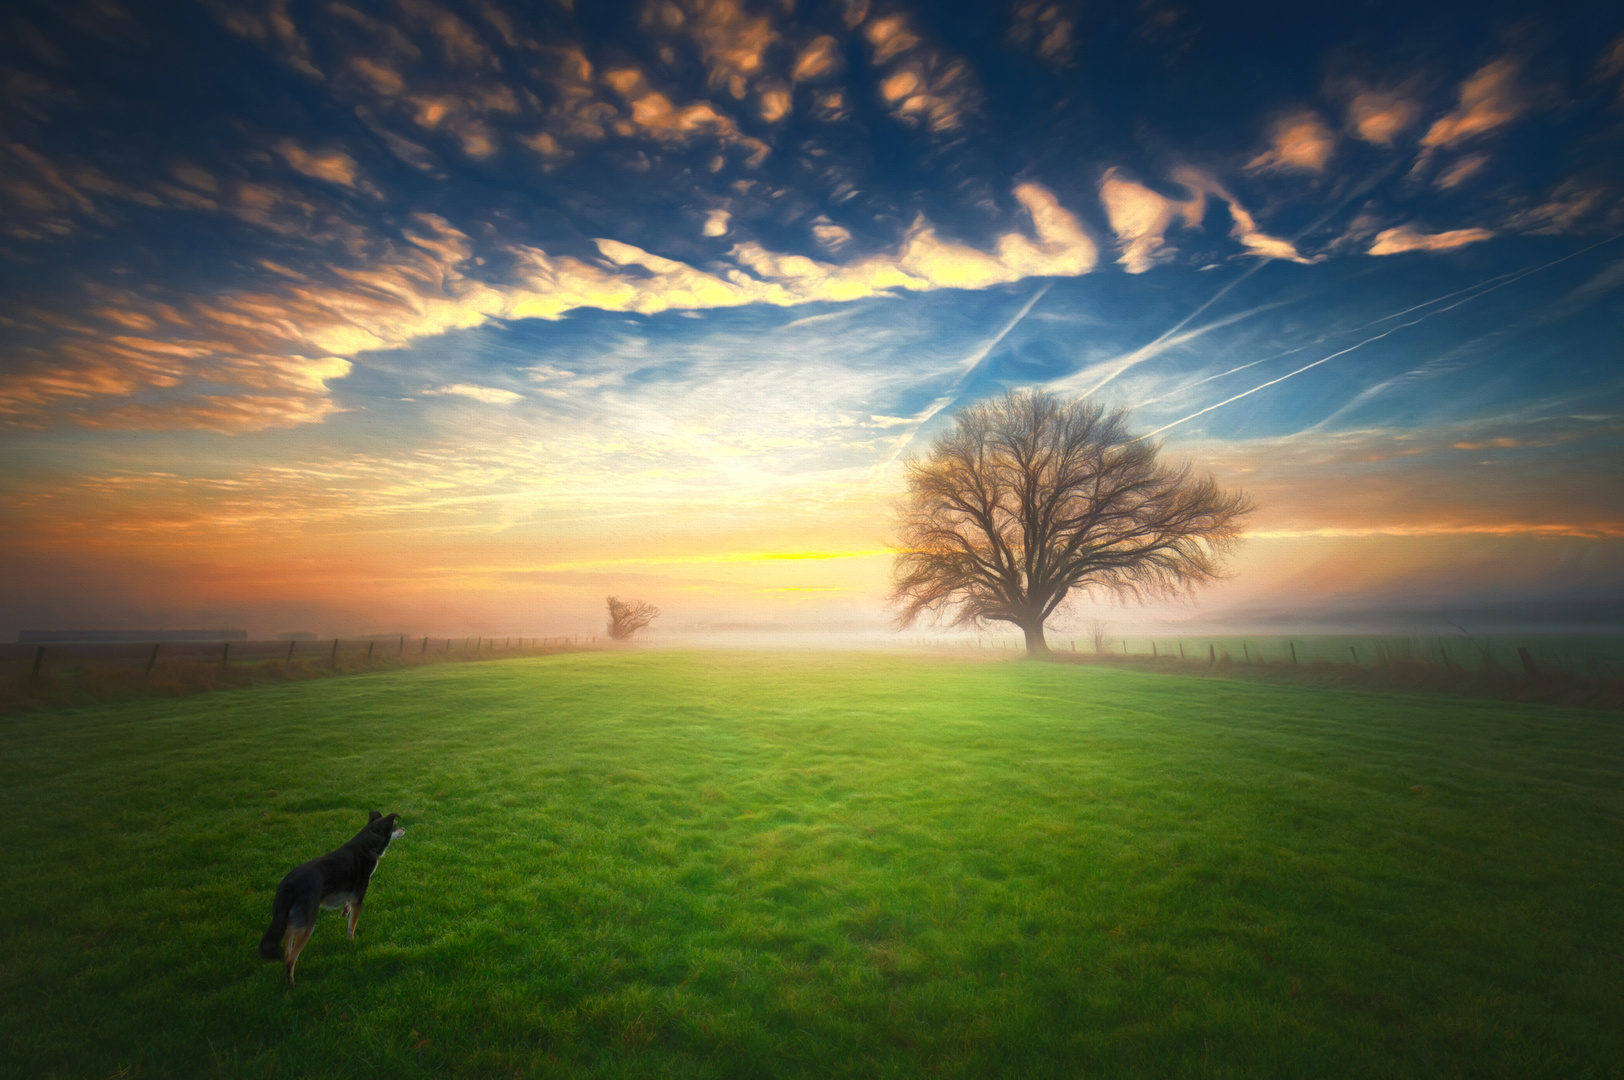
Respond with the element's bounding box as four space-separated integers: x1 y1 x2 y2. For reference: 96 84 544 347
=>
284 924 314 984
346 898 363 939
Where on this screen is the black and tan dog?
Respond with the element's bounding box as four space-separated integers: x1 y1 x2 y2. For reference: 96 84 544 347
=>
259 811 406 982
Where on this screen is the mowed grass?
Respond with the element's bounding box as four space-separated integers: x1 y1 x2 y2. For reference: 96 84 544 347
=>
3 652 1622 1079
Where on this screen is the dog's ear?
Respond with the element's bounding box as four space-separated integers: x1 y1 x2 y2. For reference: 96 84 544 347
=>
369 810 382 823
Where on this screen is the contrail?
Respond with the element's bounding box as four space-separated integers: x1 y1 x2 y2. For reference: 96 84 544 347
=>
1134 235 1623 442
870 280 1053 476
1070 157 1408 406
1128 253 1590 412
1067 262 1274 400
1058 300 1289 398
1132 349 1301 409
1128 271 1530 411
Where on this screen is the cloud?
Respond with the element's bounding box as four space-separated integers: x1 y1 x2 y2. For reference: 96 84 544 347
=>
1420 58 1531 149
0 185 1096 431
661 0 779 101
702 208 732 237
1007 1 1077 67
811 217 853 252
349 56 408 96
862 12 980 133
1247 112 1336 173
1368 224 1494 255
1176 411 1624 541
424 383 524 404
274 141 364 189
1098 166 1314 272
1433 153 1489 190
1503 181 1619 234
792 35 842 81
1098 169 1203 273
210 0 325 81
1338 86 1416 142
68 393 346 434
601 67 770 166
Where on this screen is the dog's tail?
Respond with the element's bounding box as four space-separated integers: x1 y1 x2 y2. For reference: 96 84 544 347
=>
259 891 291 960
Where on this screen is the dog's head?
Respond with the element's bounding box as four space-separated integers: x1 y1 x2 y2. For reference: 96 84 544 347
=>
360 810 406 855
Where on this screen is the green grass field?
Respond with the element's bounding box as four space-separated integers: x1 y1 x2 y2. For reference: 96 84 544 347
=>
4 652 1622 1079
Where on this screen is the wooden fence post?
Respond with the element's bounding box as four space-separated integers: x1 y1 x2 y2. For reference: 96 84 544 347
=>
1209 643 1216 663
1289 642 1297 664
1242 644 1249 663
422 636 429 655
1349 646 1359 666
31 645 45 681
146 643 161 673
1517 646 1541 678
287 640 297 662
330 638 340 661
1152 642 1158 659
398 636 404 655
367 641 375 660
1179 642 1185 659
222 641 230 668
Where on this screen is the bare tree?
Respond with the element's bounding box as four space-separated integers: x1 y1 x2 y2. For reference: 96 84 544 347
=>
606 596 660 640
890 391 1252 658
1087 617 1111 656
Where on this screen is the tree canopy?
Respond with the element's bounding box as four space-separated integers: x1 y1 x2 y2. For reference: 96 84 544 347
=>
890 391 1252 657
606 596 660 640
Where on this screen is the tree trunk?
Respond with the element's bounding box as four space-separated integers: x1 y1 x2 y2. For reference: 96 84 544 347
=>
1022 622 1052 659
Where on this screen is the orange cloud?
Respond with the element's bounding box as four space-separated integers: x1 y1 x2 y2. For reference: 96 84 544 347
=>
1178 415 1623 545
274 141 363 188
1367 223 1494 254
792 35 842 81
1 186 1096 432
862 12 979 133
1503 180 1616 234
1099 166 1315 272
1434 153 1489 190
1007 1 1076 67
1098 169 1203 273
1247 112 1336 172
674 0 779 100
349 56 407 95
602 67 770 165
1420 58 1530 148
1343 87 1419 145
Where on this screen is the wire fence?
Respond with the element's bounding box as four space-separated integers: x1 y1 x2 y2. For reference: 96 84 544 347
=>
0 635 608 714
915 632 1624 677
0 635 600 679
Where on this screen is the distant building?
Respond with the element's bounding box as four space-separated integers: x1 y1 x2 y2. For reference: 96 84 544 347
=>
16 629 248 643
275 631 319 641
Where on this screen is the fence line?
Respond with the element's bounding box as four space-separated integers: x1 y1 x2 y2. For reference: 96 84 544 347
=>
1 635 601 682
906 633 1621 676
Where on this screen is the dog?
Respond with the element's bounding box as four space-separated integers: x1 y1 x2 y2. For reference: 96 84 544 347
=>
259 811 406 983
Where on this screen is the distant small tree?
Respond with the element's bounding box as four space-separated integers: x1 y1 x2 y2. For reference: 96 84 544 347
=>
1087 618 1111 655
890 390 1252 658
606 596 660 640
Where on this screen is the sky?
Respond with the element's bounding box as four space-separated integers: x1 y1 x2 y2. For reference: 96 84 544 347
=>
1 0 1622 641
